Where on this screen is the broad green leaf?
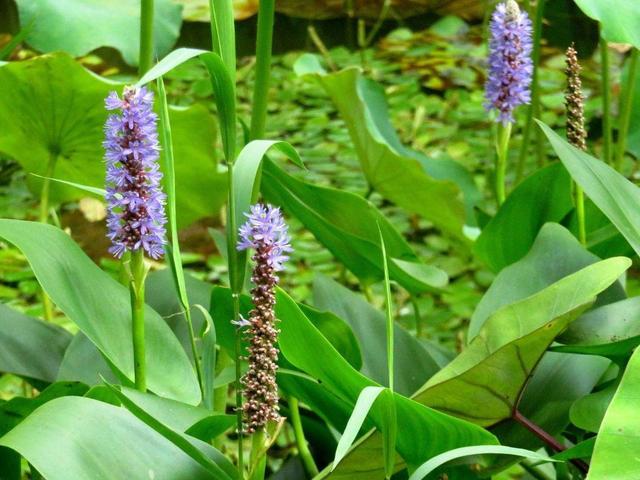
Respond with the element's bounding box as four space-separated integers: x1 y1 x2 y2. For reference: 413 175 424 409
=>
469 223 626 339
539 121 640 258
313 275 442 396
332 386 385 470
556 297 640 357
414 257 630 426
569 381 617 433
490 352 608 455
114 386 229 434
138 48 236 162
409 446 555 480
146 269 213 360
0 382 89 438
589 347 640 478
56 332 118 386
475 163 573 272
276 289 497 473
296 56 479 240
262 160 448 293
0 380 89 478
105 384 236 479
0 303 72 382
16 0 182 66
573 0 640 48
0 220 200 404
0 396 233 480
0 53 224 228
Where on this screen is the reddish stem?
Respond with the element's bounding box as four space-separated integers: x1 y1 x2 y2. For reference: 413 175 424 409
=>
513 409 589 475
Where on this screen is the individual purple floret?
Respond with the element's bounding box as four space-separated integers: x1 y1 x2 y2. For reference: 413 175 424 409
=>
103 86 167 259
484 0 533 124
237 203 292 433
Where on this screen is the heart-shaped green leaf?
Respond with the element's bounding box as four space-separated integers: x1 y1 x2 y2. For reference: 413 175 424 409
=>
0 53 224 228
573 0 640 48
15 0 183 65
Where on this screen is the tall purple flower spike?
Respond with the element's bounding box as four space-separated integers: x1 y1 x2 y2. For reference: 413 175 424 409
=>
237 203 292 433
104 86 167 259
484 0 533 124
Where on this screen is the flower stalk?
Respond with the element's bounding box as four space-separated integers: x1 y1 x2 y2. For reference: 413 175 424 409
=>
103 86 167 392
250 0 275 140
565 44 588 245
139 0 154 76
614 48 639 171
600 35 612 165
485 0 533 205
237 204 291 434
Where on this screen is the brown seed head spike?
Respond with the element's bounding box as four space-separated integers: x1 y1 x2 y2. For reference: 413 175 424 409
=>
241 245 282 434
565 44 587 151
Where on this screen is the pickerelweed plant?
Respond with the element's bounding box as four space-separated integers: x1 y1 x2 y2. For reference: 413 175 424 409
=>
104 85 167 391
237 203 291 435
485 0 533 205
6 0 640 479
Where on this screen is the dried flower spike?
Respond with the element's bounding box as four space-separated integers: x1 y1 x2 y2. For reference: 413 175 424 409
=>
485 0 534 124
104 86 167 259
237 203 292 433
565 45 587 151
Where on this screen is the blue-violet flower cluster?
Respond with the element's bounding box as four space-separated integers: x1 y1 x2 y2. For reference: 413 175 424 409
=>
104 86 166 259
484 0 533 124
237 203 292 433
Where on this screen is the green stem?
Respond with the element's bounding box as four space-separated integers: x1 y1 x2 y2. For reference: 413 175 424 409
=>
139 0 154 76
185 307 204 394
516 0 545 182
249 430 266 480
288 396 319 478
495 122 512 206
39 152 57 321
601 36 613 165
575 184 586 246
363 0 391 47
410 296 423 338
38 153 57 225
130 249 147 392
614 48 639 171
233 294 244 475
249 0 275 140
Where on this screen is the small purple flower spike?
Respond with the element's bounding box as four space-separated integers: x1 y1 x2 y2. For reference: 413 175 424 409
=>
103 86 167 259
238 203 292 272
237 203 292 433
484 0 533 124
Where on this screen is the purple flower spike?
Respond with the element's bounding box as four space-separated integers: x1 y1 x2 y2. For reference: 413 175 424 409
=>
484 0 533 124
103 86 167 259
237 203 292 433
238 203 292 272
